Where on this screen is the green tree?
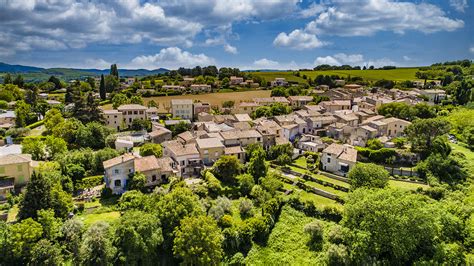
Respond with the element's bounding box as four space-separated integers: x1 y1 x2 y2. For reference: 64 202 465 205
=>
14 100 34 127
405 118 450 157
237 173 255 196
130 95 143 105
80 221 116 266
9 218 43 263
343 188 442 264
29 239 64 266
157 187 204 248
112 93 129 109
22 137 46 160
105 75 119 93
19 172 52 220
114 211 163 265
3 73 12 84
173 215 224 265
48 75 62 90
347 163 389 189
44 108 64 133
99 74 106 100
268 143 293 160
62 218 84 263
139 143 163 157
37 209 63 241
44 135 68 159
76 122 114 149
110 64 119 79
128 172 147 192
304 220 324 250
247 147 267 181
211 155 243 184
205 171 222 198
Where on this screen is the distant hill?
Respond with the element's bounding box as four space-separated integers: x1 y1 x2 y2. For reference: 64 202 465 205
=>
0 62 169 82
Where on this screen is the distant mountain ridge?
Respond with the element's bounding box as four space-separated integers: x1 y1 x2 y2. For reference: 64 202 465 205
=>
0 62 169 81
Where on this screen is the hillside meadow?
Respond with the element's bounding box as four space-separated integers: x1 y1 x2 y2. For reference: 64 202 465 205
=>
251 68 422 83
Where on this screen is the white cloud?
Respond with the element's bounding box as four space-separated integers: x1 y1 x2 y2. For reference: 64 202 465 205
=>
129 47 215 69
403 56 412 61
273 30 325 50
224 44 238 54
314 53 364 66
305 0 464 36
449 0 469 12
313 53 396 68
300 2 325 18
470 46 474 53
250 58 312 70
85 58 113 69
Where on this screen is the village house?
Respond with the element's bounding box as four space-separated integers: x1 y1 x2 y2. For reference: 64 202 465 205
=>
134 156 175 187
0 110 15 129
319 100 352 112
162 140 202 177
193 102 211 119
417 89 447 103
195 138 225 165
103 154 137 194
253 97 290 106
148 126 172 144
379 117 411 138
297 135 326 153
162 85 186 92
117 104 149 128
103 110 124 131
0 154 35 199
230 76 244 85
288 96 313 108
320 143 357 176
220 130 262 147
233 102 260 114
224 146 246 163
270 78 288 87
190 84 212 93
171 99 193 120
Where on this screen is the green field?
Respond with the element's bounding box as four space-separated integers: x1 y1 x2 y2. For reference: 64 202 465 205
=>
251 67 422 83
245 205 325 264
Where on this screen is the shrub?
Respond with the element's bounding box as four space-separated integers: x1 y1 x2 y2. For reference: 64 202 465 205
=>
304 220 324 250
239 198 254 218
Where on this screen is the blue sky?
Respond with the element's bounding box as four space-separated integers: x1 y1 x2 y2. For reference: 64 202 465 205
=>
0 0 472 70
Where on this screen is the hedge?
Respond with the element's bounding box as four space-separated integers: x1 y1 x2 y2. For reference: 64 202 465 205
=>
25 120 44 129
75 175 104 191
355 147 397 164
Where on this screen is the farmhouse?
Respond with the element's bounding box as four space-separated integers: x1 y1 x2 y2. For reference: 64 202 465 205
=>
320 143 357 176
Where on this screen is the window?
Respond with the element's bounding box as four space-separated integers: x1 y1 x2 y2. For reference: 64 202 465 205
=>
114 169 120 174
152 175 157 182
114 180 122 187
134 111 138 115
161 174 166 180
215 151 219 157
327 158 331 163
204 150 209 155
181 160 185 166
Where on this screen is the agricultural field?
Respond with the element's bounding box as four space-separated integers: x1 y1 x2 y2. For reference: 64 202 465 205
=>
245 205 325 265
251 67 422 83
102 89 271 111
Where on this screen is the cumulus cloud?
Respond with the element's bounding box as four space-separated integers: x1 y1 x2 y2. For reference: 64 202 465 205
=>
305 0 464 36
300 2 326 18
85 58 113 69
250 58 312 70
449 0 469 12
313 53 396 68
403 56 412 61
470 46 474 53
273 30 325 50
129 47 215 69
224 44 238 54
0 0 302 57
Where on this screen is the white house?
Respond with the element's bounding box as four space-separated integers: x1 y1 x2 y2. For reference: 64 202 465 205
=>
171 99 194 120
103 154 137 194
320 143 357 176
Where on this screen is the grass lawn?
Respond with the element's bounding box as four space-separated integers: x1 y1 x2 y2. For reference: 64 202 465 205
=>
27 125 46 137
293 156 307 168
450 142 474 169
304 180 347 197
245 205 325 265
102 90 271 111
288 165 350 188
79 211 121 227
389 180 429 191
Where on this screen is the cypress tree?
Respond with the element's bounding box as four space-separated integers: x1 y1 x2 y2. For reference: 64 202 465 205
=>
99 74 106 100
110 64 119 79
